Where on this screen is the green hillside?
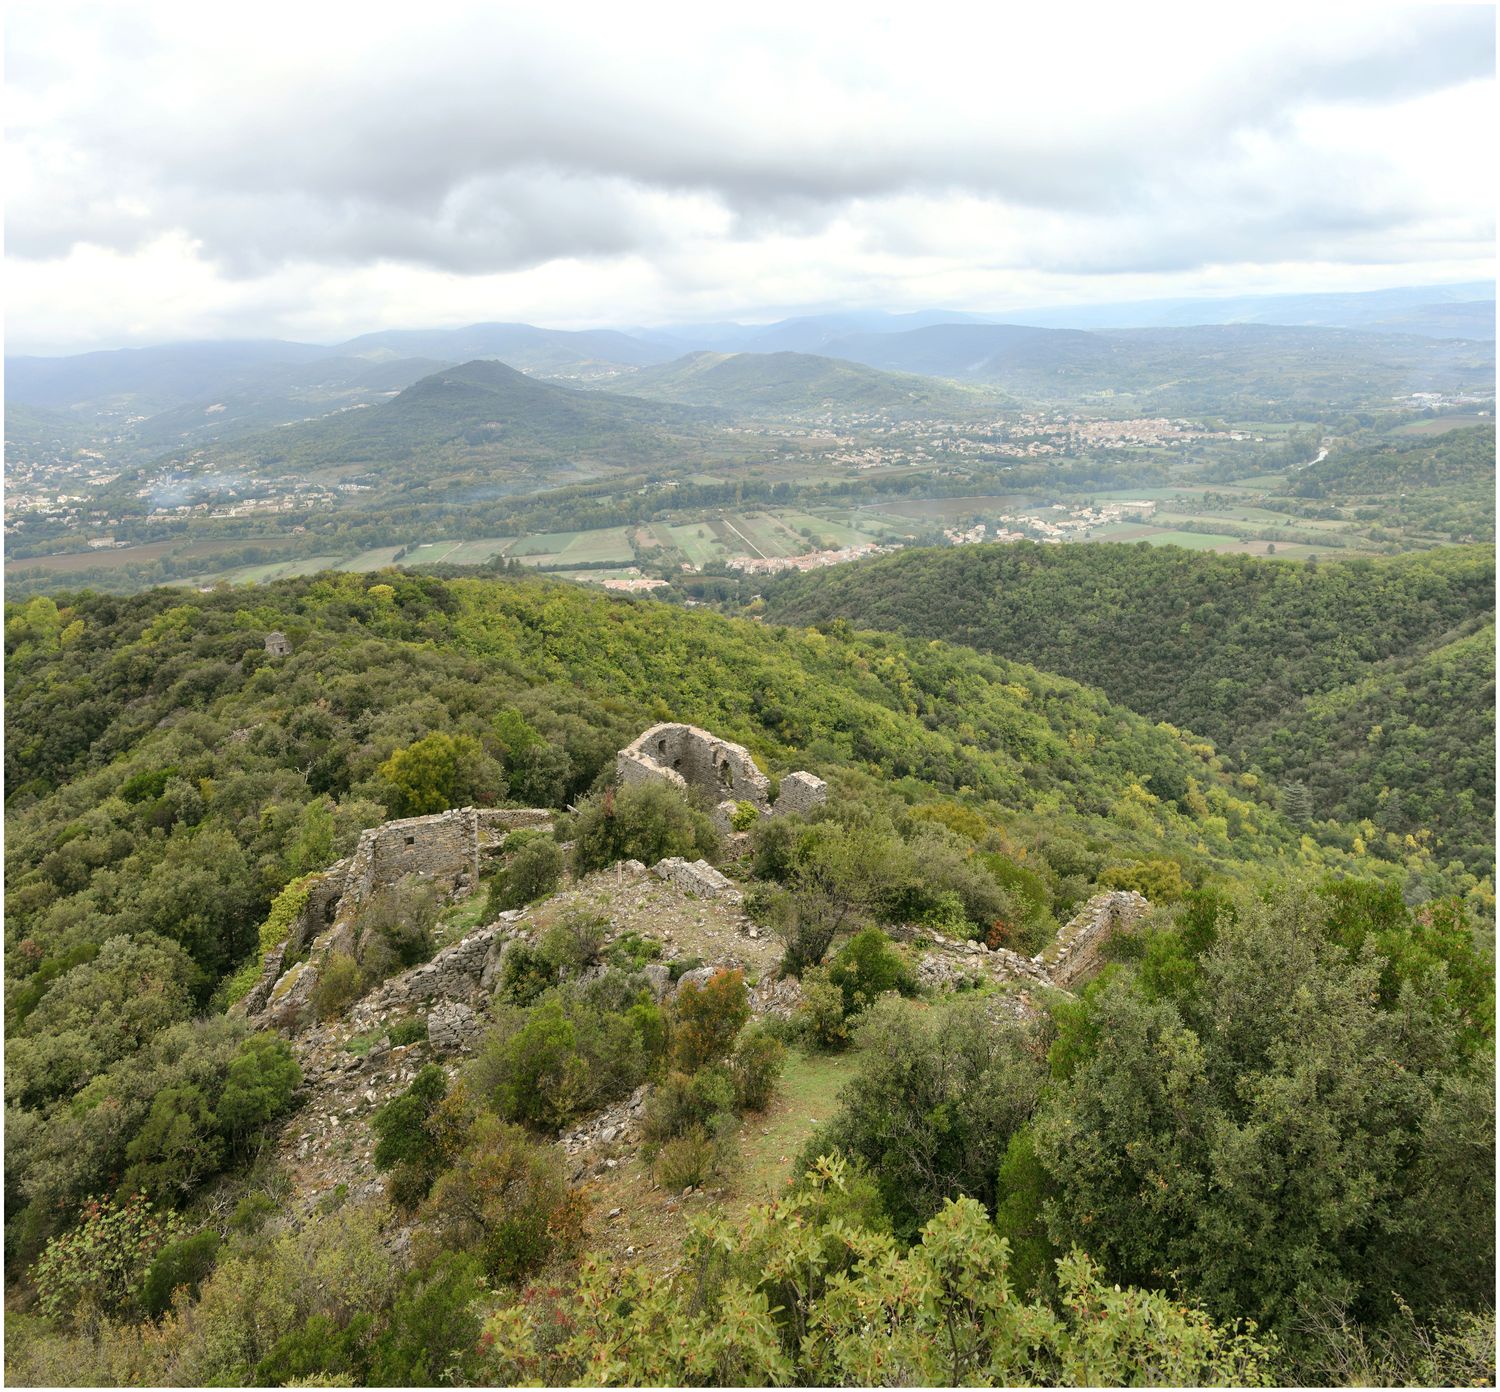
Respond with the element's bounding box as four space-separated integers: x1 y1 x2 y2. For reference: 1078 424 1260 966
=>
146 359 707 485
606 350 998 417
1290 424 1496 540
765 542 1496 876
10 567 1428 1015
1256 623 1496 870
6 568 1493 1388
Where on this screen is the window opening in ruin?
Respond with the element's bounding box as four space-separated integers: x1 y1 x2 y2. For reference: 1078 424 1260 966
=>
404 835 415 846
719 759 732 786
657 738 668 755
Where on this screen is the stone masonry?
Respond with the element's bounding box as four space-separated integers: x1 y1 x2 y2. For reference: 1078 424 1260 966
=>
615 722 827 831
242 806 552 1030
1040 889 1152 989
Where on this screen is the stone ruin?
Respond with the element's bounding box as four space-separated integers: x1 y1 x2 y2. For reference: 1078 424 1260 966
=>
616 722 827 832
1038 889 1152 989
237 806 552 1028
907 889 1152 1007
263 631 292 657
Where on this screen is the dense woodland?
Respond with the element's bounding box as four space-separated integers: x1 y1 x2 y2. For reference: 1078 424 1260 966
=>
4 562 1494 1387
767 542 1496 883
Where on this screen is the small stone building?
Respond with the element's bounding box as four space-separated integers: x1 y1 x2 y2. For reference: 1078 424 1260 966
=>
264 631 293 658
615 722 827 831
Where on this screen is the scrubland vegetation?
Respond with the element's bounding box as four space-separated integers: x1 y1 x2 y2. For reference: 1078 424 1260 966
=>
4 562 1493 1386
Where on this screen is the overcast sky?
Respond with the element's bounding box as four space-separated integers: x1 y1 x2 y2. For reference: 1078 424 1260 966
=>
5 1 1496 353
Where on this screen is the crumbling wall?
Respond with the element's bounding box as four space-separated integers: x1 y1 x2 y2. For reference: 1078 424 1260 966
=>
1042 890 1151 989
233 865 346 1018
615 722 827 830
618 723 772 811
651 856 741 901
250 805 553 1031
775 770 828 816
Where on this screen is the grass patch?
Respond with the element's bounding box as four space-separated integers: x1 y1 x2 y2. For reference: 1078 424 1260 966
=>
728 1046 859 1208
436 892 491 945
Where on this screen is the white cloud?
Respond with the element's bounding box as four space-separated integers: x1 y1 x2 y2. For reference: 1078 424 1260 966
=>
4 0 1494 350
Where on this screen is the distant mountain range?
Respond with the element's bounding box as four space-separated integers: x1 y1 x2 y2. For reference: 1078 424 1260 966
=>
599 350 1005 417
645 283 1494 348
1000 281 1495 340
6 282 1492 454
808 322 1493 411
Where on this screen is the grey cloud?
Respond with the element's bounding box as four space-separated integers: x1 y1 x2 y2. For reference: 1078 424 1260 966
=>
5 4 1494 284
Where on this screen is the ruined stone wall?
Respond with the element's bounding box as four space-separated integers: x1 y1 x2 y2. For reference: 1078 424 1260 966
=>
250 805 553 1031
615 722 827 830
774 770 828 816
233 864 346 1018
1043 890 1151 989
617 723 773 811
364 810 480 897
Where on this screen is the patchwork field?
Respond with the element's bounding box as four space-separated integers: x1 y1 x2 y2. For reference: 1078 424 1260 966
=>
15 474 1396 598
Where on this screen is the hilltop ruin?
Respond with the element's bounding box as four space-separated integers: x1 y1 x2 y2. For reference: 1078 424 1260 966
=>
237 806 552 1025
616 722 827 830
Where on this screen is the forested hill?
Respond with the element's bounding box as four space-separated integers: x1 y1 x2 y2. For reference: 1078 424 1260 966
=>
603 349 995 417
3 568 1476 1039
1305 423 1495 494
765 543 1496 875
143 359 703 484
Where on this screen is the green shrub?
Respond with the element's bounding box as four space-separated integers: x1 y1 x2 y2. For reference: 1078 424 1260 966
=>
730 801 760 832
798 967 853 1050
470 997 649 1133
372 1063 450 1206
729 1024 786 1111
217 1033 301 1147
1098 858 1186 902
31 1193 186 1325
230 1192 276 1234
571 781 721 875
310 951 363 1020
608 931 663 970
673 968 750 1072
388 1016 429 1047
418 1115 578 1283
654 1126 716 1191
378 732 498 818
826 928 915 1017
537 908 608 976
644 1066 737 1145
255 1312 373 1387
120 1084 224 1200
142 1229 221 1317
487 834 564 914
497 940 557 1006
368 1252 487 1386
829 996 1046 1240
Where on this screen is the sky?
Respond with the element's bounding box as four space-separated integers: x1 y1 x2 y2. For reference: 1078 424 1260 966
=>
5 1 1496 353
